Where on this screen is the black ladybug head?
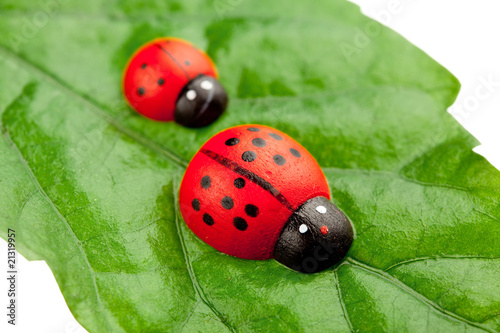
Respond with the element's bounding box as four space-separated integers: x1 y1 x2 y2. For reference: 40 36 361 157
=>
175 74 228 128
273 196 353 273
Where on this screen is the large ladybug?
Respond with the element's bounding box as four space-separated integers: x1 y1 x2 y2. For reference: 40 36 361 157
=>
122 37 228 127
179 125 354 273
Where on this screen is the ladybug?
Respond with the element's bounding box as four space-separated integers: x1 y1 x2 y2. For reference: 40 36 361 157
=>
179 125 354 273
122 37 228 127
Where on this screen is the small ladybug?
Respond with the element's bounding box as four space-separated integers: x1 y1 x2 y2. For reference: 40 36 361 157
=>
179 125 354 273
122 37 228 127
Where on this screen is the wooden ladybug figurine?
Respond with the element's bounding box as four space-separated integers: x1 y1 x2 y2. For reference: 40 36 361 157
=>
122 37 228 127
179 125 354 273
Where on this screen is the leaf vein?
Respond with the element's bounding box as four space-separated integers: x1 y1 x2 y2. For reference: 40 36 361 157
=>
2 130 113 331
0 45 188 169
474 209 500 223
385 255 500 272
172 174 235 333
346 257 495 333
334 266 355 333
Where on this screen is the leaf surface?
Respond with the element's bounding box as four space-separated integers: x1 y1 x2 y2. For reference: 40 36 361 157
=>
0 1 499 332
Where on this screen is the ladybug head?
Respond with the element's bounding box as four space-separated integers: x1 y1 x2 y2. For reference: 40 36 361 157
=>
174 74 228 128
273 196 353 273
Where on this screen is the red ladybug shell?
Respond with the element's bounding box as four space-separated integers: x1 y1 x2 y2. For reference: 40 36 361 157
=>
179 125 330 260
122 37 218 121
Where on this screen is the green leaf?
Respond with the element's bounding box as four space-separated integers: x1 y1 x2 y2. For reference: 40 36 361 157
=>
0 0 499 332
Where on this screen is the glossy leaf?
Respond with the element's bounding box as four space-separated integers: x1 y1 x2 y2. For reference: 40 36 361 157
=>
0 1 499 332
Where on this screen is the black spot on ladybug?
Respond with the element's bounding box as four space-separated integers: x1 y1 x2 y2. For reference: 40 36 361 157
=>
192 198 200 211
221 196 234 209
141 63 147 69
242 151 257 162
203 213 214 226
273 154 286 166
269 133 282 140
234 178 245 189
158 78 165 85
290 148 301 158
225 138 240 146
252 138 267 147
233 217 248 231
201 175 211 189
185 60 190 66
247 127 260 132
245 204 259 217
137 87 145 96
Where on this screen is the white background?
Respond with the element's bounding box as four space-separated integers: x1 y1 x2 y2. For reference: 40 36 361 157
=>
1 1 499 332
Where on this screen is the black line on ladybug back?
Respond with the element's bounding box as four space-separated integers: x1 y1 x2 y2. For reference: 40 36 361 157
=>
155 44 191 80
201 149 294 211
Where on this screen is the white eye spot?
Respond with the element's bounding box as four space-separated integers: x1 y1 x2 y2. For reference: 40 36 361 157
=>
200 80 214 90
186 90 197 100
299 224 308 234
316 205 327 214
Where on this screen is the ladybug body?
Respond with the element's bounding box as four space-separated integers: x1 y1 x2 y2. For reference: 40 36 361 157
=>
179 125 354 273
122 38 228 127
